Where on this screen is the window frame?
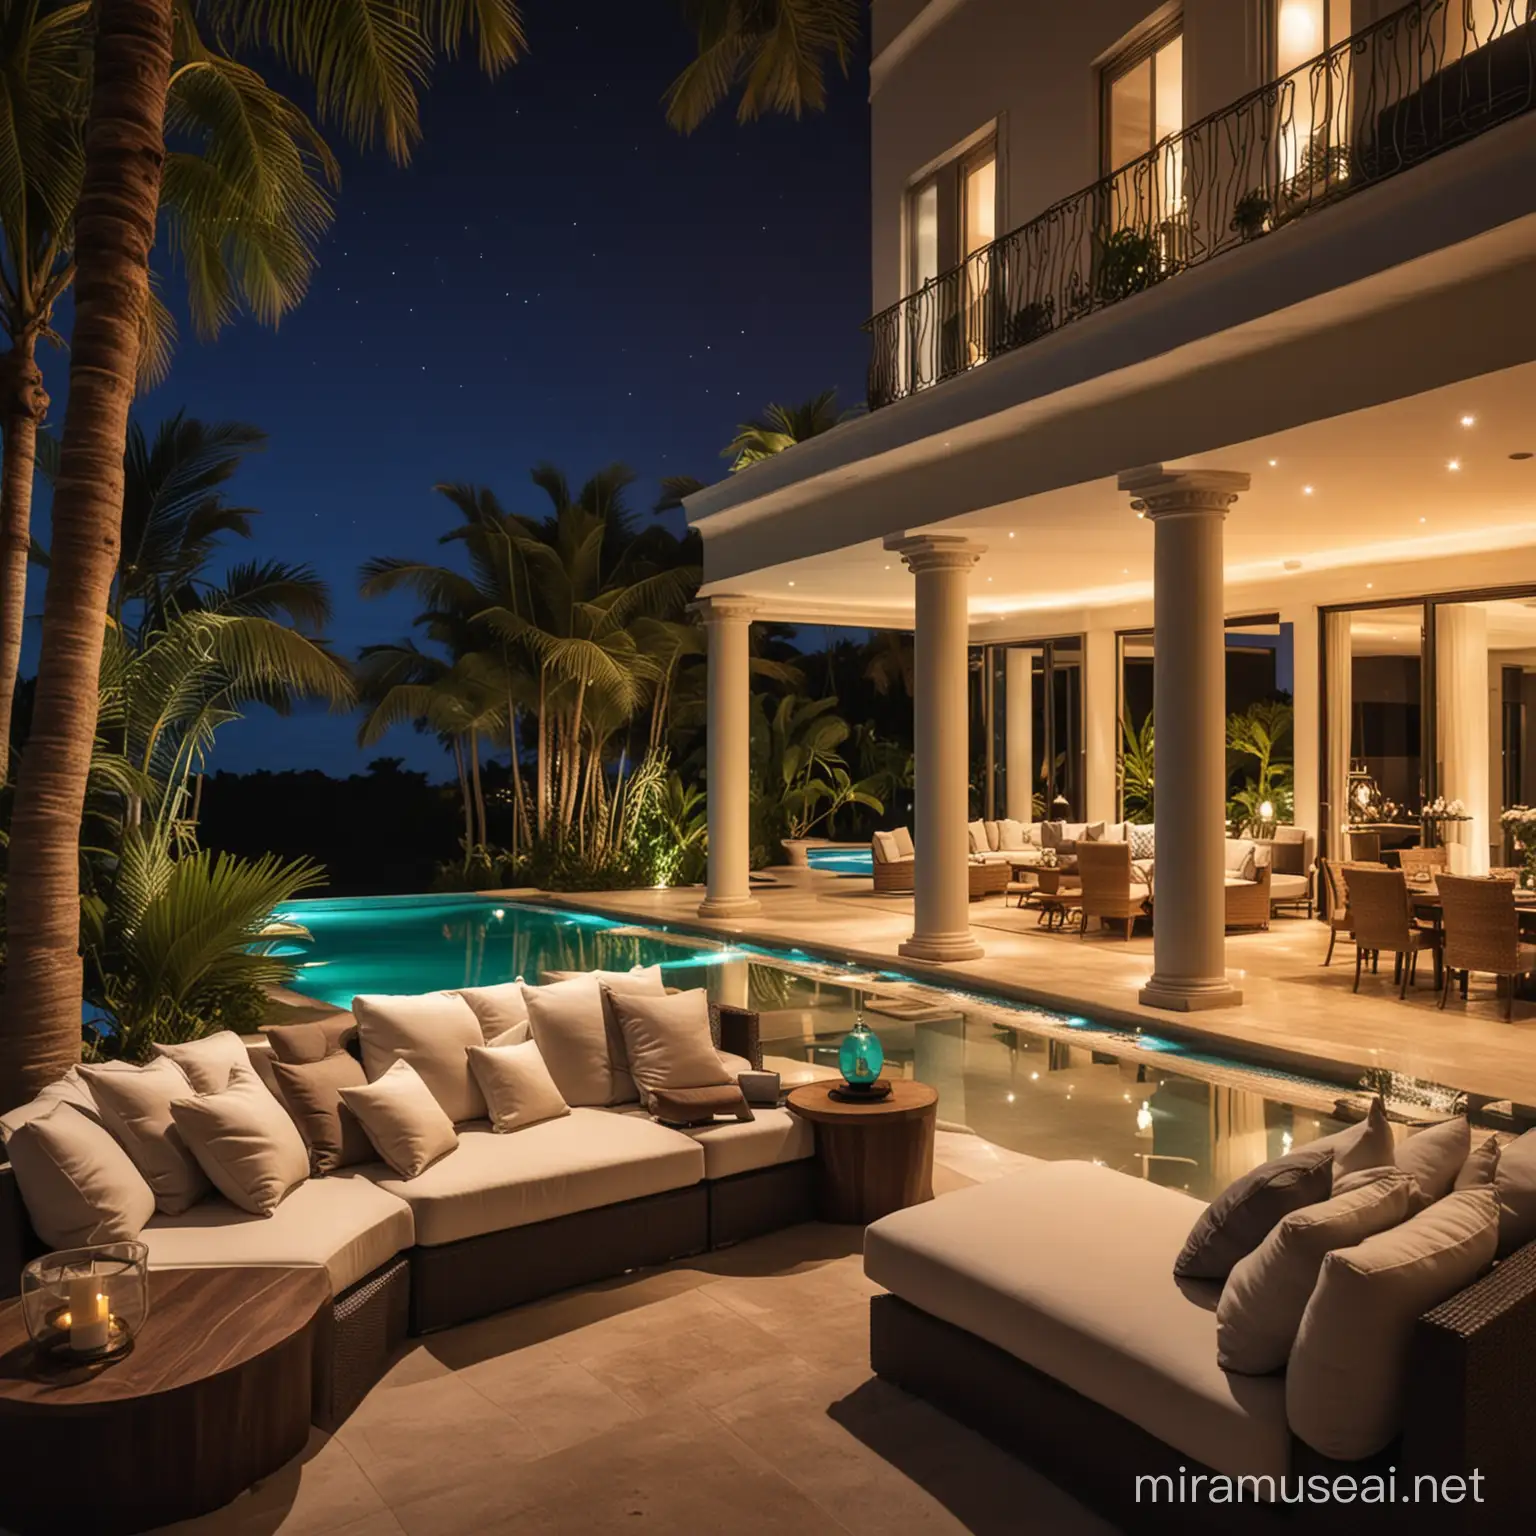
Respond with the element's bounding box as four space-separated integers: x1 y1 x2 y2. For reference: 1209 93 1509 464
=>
1099 14 1185 177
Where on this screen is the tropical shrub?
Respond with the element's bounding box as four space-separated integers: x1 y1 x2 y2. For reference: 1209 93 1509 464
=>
1118 711 1155 821
1227 701 1295 835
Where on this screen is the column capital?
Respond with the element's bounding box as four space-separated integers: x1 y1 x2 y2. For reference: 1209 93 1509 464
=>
1118 465 1250 519
690 593 760 624
883 533 987 574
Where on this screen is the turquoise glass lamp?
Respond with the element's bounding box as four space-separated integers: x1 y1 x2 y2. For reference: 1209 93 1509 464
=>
837 1018 885 1095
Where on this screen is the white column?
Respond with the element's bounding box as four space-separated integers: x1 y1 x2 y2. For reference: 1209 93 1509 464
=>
1324 610 1353 858
1120 467 1250 1011
1084 629 1118 824
890 534 986 963
696 596 760 918
1287 606 1320 841
1005 647 1036 822
1437 603 1491 876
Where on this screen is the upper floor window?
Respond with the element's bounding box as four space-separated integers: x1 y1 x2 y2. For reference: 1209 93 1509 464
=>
1102 23 1183 175
1273 0 1334 78
907 137 997 290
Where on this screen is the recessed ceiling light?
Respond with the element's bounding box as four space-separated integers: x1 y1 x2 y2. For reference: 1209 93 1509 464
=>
1303 485 1315 495
1268 459 1278 467
1461 414 1476 427
1420 516 1427 523
1448 459 1461 471
1008 531 1015 538
1366 583 1374 590
987 576 993 582
787 580 795 587
1135 510 1146 519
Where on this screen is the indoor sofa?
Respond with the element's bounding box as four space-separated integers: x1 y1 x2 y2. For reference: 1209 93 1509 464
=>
0 998 814 1431
864 1157 1536 1531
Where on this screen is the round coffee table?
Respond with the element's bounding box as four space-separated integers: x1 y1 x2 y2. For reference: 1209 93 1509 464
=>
787 1079 939 1224
0 1264 328 1534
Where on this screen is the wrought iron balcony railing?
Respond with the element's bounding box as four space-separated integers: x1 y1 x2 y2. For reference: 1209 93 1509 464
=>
865 0 1536 410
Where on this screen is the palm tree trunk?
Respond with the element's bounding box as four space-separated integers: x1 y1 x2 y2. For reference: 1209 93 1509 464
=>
505 696 528 858
535 668 548 837
0 335 48 786
562 679 588 830
0 0 174 1110
468 727 487 849
452 735 472 862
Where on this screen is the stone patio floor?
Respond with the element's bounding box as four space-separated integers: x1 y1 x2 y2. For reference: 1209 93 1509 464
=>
529 870 1536 1111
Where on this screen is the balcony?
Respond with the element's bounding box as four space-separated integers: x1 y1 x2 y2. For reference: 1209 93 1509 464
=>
866 0 1536 411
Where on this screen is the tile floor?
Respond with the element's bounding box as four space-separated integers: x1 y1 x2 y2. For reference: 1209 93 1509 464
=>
156 1214 1112 1536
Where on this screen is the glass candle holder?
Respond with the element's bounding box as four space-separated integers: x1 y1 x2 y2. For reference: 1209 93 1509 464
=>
838 1020 885 1092
21 1242 149 1365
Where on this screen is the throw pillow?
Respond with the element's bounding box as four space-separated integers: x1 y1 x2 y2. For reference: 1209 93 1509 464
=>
1173 1146 1335 1281
649 1083 754 1127
1039 820 1066 850
1216 1168 1415 1375
1296 1098 1396 1183
452 981 530 1044
0 1067 100 1139
1224 838 1258 880
5 1102 157 1248
169 1063 310 1216
892 826 915 858
467 1041 570 1133
871 830 900 864
1080 822 1106 842
1286 1188 1499 1461
270 1052 373 1176
264 1017 358 1065
997 819 1027 852
605 988 730 1107
982 820 1001 852
1494 1128 1536 1256
352 991 487 1124
1395 1115 1471 1204
152 1030 251 1094
79 1058 210 1215
340 1060 459 1179
1129 823 1156 861
1455 1134 1500 1191
523 970 664 1106
967 819 987 855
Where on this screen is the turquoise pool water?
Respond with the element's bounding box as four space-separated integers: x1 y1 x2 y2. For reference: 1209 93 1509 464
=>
806 846 874 876
272 894 1408 1199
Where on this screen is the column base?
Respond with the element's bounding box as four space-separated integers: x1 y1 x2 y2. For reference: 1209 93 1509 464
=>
697 894 761 919
1138 975 1243 1012
899 931 985 963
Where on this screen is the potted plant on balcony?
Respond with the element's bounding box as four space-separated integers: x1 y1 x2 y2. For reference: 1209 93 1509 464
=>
1094 228 1163 305
1230 189 1271 241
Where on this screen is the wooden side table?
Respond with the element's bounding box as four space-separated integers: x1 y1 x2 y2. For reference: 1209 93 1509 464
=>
787 1080 939 1224
0 1265 328 1535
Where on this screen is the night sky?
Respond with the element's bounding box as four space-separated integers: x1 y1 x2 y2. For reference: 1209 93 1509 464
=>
29 3 872 778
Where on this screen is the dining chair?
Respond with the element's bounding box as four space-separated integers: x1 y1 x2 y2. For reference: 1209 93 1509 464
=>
1318 857 1352 967
1348 829 1383 863
1074 841 1149 941
1398 846 1449 879
1343 865 1436 998
1437 873 1536 1020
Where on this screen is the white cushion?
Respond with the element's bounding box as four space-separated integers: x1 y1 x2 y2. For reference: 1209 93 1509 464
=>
523 971 663 1107
892 826 915 858
1224 839 1258 879
865 1161 1289 1479
153 1031 252 1094
352 991 487 1124
981 819 1001 851
5 1102 156 1248
170 1063 311 1216
996 819 1026 852
451 982 530 1044
363 1112 704 1246
141 1173 414 1293
613 1105 813 1180
1098 822 1128 844
607 988 729 1104
1269 873 1312 902
340 1060 459 1180
0 1067 100 1138
468 1041 570 1134
1287 1188 1499 1460
871 831 900 864
79 1058 210 1216
966 820 986 854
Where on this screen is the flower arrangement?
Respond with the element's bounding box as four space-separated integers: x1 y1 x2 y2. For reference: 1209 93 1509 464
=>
1500 805 1536 844
1424 797 1470 821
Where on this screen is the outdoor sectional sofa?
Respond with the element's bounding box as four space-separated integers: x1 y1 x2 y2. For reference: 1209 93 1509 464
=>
0 998 815 1432
864 1157 1536 1531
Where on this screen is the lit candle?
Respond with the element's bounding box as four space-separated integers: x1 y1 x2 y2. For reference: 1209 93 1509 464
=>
67 1275 110 1354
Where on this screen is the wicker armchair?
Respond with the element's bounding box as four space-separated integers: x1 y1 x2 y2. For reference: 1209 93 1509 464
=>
1223 865 1272 931
1437 873 1536 1020
1399 845 1449 879
871 831 916 894
1344 865 1436 997
1074 842 1149 940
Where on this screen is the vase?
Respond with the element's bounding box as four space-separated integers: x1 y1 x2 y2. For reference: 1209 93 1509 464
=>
838 1019 885 1091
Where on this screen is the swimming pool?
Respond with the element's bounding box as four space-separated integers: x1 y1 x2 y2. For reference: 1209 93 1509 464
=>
274 893 1413 1199
806 846 873 876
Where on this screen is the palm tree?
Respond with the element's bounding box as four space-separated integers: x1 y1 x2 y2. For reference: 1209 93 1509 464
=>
1 0 523 1108
0 2 340 785
863 629 914 698
724 388 856 471
666 0 860 132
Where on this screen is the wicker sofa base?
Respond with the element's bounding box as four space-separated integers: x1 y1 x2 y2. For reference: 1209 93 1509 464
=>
408 1183 710 1333
312 1254 411 1431
707 1160 817 1248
